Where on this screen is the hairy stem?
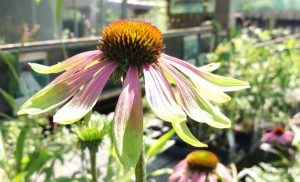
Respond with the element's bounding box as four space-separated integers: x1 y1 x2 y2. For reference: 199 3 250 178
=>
135 147 146 182
89 148 97 182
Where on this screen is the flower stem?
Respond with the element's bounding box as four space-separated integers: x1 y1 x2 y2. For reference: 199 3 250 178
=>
89 147 97 182
135 148 146 182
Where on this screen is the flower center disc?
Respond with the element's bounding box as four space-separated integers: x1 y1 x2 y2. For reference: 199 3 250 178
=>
273 126 285 135
98 20 164 65
186 150 218 171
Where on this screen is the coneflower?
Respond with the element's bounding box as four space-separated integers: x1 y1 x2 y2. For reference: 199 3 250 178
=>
262 126 294 146
18 20 249 168
169 150 232 182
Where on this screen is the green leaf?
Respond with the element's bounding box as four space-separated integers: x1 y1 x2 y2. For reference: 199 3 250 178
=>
0 51 20 86
55 0 63 29
12 172 27 182
0 131 7 162
146 129 175 158
172 122 207 147
0 88 16 112
15 126 28 173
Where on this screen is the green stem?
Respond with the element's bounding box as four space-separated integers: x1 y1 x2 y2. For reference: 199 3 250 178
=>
89 147 97 182
135 148 146 182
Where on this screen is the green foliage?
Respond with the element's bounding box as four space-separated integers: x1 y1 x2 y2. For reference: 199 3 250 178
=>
208 28 300 124
0 117 75 181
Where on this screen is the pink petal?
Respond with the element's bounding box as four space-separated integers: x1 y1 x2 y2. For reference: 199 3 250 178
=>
29 50 101 74
178 171 190 182
18 61 104 115
208 173 217 182
169 167 186 182
53 61 117 124
48 54 105 86
198 172 206 182
282 131 294 142
113 65 143 167
162 54 249 92
143 63 186 123
162 55 231 103
216 163 232 182
262 132 274 142
174 160 188 171
191 172 200 182
160 62 231 128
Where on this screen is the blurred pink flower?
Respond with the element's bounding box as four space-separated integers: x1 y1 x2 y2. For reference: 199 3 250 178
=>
169 150 232 182
262 126 294 145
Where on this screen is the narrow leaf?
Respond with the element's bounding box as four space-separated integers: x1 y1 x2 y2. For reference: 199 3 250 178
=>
146 129 175 158
15 126 28 173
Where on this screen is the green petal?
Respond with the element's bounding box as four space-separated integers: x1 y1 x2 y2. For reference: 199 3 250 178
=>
198 62 220 72
172 122 207 147
201 72 250 92
113 65 143 167
17 82 79 115
29 50 100 74
195 93 231 128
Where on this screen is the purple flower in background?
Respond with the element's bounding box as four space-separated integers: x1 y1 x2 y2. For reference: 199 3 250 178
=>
262 126 294 145
169 150 232 182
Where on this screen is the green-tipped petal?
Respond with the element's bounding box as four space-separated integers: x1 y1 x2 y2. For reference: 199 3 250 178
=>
172 122 207 147
18 61 104 115
198 62 220 72
29 50 100 74
113 65 143 167
143 63 186 123
160 62 231 129
162 54 249 103
53 62 117 124
201 72 250 92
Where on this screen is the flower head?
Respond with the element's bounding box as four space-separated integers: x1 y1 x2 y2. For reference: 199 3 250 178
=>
262 126 294 145
169 150 232 182
18 19 249 167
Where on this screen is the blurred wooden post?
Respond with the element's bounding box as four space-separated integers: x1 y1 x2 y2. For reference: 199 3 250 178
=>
214 0 235 28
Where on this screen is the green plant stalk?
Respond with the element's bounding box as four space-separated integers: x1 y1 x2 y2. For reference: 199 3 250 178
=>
89 147 97 182
135 147 146 182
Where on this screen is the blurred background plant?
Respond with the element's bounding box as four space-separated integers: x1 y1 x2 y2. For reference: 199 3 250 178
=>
0 107 176 182
208 28 300 127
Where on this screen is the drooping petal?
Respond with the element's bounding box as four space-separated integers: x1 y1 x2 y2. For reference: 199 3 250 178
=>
169 166 185 182
208 173 217 182
53 61 117 124
143 63 186 123
173 160 187 171
198 62 220 72
18 62 104 115
179 171 190 182
112 65 143 167
49 60 109 86
198 172 206 182
172 122 207 147
162 54 249 102
200 72 250 92
160 62 231 128
282 131 294 143
191 172 200 182
216 163 232 182
29 50 101 74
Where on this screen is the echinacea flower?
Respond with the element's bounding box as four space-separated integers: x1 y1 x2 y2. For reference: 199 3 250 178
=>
169 150 232 182
262 126 294 145
18 20 249 167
